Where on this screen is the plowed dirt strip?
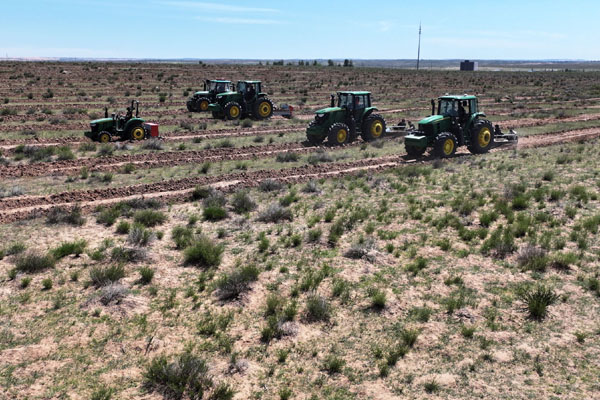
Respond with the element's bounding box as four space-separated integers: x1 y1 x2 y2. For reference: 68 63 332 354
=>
1 127 600 224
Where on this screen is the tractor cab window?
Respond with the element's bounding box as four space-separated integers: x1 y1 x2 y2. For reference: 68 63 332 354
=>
237 82 247 93
354 95 366 109
338 94 352 109
439 99 458 117
208 81 218 91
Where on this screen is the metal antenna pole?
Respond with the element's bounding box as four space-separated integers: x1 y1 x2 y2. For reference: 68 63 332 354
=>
416 22 422 70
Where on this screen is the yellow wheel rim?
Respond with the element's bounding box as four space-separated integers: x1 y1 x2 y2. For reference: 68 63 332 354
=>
259 102 272 117
478 127 491 147
337 128 347 143
371 121 383 137
99 134 110 143
200 101 209 111
230 106 240 118
443 138 454 155
131 127 145 140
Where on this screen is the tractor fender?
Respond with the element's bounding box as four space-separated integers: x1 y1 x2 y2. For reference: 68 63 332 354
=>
363 106 379 118
466 113 487 130
123 118 144 133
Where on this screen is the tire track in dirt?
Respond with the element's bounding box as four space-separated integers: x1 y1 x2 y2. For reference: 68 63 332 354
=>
1 127 600 224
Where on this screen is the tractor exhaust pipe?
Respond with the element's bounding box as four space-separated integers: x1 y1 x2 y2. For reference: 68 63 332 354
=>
431 99 436 116
330 94 335 108
104 107 108 118
203 81 207 90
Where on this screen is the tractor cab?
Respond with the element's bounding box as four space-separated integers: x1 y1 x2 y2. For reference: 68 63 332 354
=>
338 91 371 120
237 81 262 101
187 79 232 112
85 100 154 143
208 80 274 120
206 79 232 94
437 95 478 125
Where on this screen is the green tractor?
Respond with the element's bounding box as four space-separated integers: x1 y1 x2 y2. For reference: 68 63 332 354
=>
306 91 386 146
208 80 274 120
186 79 232 112
404 95 518 158
85 100 154 143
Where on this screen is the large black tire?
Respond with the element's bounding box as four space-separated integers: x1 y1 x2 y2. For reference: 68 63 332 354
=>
98 131 111 143
129 123 146 141
468 119 494 154
361 113 386 141
327 122 350 146
224 102 242 120
196 97 210 112
433 132 457 158
186 99 195 112
253 97 274 120
307 121 325 146
405 144 426 157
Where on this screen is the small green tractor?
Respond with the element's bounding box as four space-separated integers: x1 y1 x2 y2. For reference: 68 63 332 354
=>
404 95 518 157
85 100 158 143
306 91 386 146
186 79 232 112
208 80 274 120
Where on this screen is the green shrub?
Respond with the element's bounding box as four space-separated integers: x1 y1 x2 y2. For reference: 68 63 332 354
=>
143 353 215 400
6 242 26 255
191 185 213 200
203 205 227 221
91 387 114 400
51 239 87 259
322 354 345 374
89 265 125 287
517 245 549 272
259 179 283 192
409 306 433 323
41 278 53 290
116 220 130 234
183 236 223 268
231 190 257 214
258 203 293 223
46 206 85 226
215 265 260 300
519 285 558 321
133 210 167 227
172 225 195 249
307 228 322 242
368 287 387 310
304 294 331 322
276 152 300 162
20 277 31 289
127 224 154 247
15 251 55 273
138 267 154 285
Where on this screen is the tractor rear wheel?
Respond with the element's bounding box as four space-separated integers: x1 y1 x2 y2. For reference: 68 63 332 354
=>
224 102 242 120
98 131 111 143
468 120 494 154
434 132 457 158
253 97 274 120
327 122 350 146
130 125 146 141
197 97 210 112
186 99 195 112
405 144 425 157
361 114 386 141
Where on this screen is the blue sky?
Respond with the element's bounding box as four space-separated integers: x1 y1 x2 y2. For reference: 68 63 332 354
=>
0 0 598 60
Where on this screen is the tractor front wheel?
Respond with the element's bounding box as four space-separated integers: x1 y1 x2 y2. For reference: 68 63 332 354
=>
98 131 111 143
361 114 386 142
405 144 425 157
327 122 350 146
224 102 242 120
468 120 494 154
254 98 274 120
434 132 457 158
197 97 210 112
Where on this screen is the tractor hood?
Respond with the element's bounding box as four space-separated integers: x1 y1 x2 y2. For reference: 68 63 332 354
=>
315 107 341 115
216 91 236 98
418 115 445 125
90 117 112 125
193 91 210 96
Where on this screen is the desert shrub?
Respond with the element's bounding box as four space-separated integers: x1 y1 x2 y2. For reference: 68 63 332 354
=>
191 185 214 200
215 265 260 300
50 239 87 259
138 267 154 285
15 251 55 273
143 353 214 400
406 257 428 276
307 228 322 242
479 210 498 227
517 245 549 272
231 190 257 214
304 294 331 322
307 150 333 165
259 179 283 192
96 144 114 157
322 354 345 374
79 142 97 152
133 210 167 227
6 242 26 256
99 283 128 305
302 180 321 193
56 146 75 161
344 239 375 261
276 152 300 162
549 252 577 271
128 224 155 247
46 206 85 226
368 287 387 310
89 265 125 287
197 310 233 336
141 139 164 151
91 387 114 400
183 236 224 268
258 203 293 223
116 220 130 234
519 285 558 321
423 379 440 394
203 205 227 221
172 225 195 249
409 306 433 323
481 226 516 258
96 207 120 226
399 328 420 348
41 278 53 290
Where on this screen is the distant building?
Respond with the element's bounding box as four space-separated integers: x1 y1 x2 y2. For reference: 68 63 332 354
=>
460 60 478 71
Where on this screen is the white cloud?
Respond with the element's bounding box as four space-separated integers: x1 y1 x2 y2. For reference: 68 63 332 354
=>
196 16 284 25
161 1 280 13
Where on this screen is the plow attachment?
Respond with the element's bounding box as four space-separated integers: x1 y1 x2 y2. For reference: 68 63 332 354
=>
492 124 518 147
